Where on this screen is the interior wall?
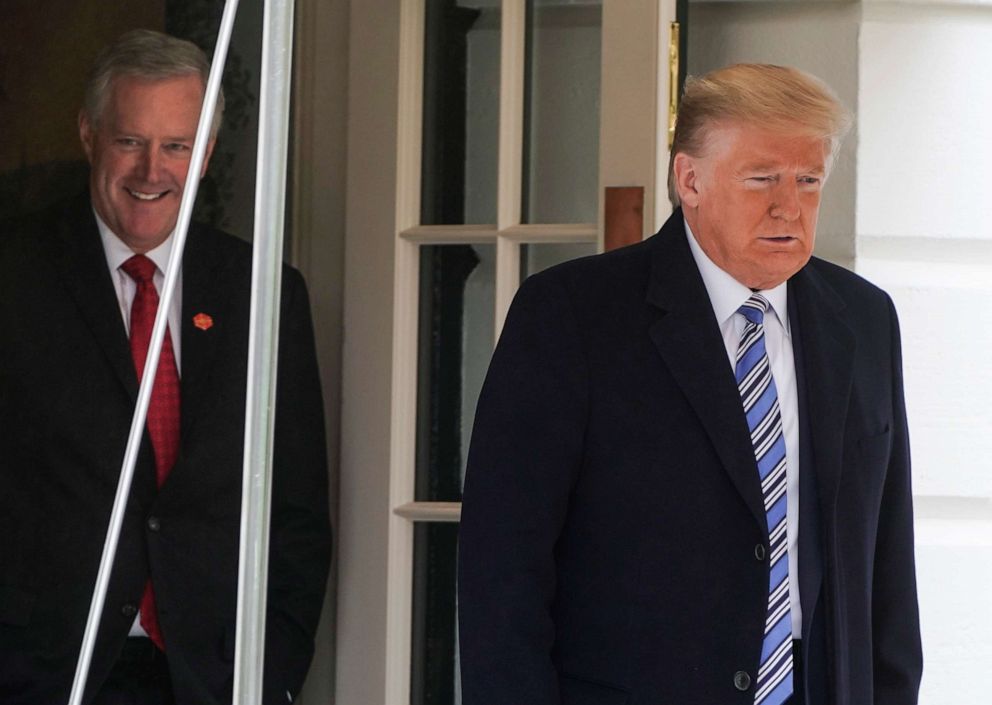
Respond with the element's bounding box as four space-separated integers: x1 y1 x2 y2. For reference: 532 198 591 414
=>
686 0 860 267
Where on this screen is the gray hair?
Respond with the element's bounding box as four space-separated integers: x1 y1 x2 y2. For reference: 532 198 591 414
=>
83 29 225 138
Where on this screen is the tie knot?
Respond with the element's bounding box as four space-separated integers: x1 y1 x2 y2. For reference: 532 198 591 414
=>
738 293 770 325
121 254 157 284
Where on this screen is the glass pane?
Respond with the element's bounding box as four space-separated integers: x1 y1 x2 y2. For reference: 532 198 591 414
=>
521 241 598 280
421 0 501 225
522 0 602 224
411 522 461 705
416 244 495 502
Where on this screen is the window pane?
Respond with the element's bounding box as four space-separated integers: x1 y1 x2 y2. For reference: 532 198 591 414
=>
422 0 501 225
521 241 598 280
411 522 461 705
522 0 602 224
416 244 495 502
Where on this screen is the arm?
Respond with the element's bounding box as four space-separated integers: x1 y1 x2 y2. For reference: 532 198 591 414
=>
264 267 332 704
871 297 923 704
457 272 588 705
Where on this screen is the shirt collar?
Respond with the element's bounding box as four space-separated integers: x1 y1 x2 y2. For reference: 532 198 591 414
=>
684 218 790 336
95 208 177 277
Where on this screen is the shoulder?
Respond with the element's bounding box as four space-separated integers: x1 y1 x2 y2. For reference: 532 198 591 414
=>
1 196 80 248
798 256 898 333
803 256 893 304
0 196 92 281
192 221 305 269
188 221 252 262
188 223 307 287
514 236 656 315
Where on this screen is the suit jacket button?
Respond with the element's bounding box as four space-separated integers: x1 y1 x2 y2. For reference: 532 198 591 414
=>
733 670 752 691
754 543 766 561
147 516 161 532
121 603 138 619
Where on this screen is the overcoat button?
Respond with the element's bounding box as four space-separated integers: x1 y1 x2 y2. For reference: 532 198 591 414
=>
147 516 161 532
754 543 766 561
733 670 752 691
121 603 138 618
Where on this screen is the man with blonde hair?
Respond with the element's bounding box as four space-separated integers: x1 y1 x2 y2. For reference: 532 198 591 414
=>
459 63 922 705
0 29 330 704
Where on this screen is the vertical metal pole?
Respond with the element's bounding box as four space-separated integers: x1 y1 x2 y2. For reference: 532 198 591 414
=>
233 0 296 703
67 2 241 703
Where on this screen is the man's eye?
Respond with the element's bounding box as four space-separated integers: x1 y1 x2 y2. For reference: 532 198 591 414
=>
116 138 140 147
165 143 191 153
799 176 821 187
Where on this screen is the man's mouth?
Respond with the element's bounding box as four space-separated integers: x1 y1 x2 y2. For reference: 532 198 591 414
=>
126 188 168 201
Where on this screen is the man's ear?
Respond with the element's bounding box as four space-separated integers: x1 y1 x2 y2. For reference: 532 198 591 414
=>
78 110 95 163
672 152 701 209
199 138 217 179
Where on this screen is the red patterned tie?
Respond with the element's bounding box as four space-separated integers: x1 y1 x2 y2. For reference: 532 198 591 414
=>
121 254 180 651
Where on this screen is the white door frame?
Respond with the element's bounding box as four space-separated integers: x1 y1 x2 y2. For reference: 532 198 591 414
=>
336 2 678 703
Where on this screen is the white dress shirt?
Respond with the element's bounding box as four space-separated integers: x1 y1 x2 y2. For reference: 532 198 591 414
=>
684 221 803 638
96 213 183 373
95 211 183 637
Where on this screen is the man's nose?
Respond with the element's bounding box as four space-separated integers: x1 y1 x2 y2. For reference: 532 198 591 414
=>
136 146 163 182
770 180 801 221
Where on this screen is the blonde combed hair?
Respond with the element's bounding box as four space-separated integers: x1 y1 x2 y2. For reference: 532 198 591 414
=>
668 63 851 206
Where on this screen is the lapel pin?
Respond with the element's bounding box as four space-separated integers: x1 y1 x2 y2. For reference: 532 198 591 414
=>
193 313 214 331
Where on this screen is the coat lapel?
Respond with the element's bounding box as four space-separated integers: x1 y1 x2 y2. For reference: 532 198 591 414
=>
789 264 855 541
49 197 137 400
645 213 768 533
178 224 236 438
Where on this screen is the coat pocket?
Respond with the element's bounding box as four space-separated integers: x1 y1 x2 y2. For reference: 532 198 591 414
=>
854 425 891 461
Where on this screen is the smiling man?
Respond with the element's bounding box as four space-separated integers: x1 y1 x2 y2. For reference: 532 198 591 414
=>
79 71 215 254
459 64 922 705
0 30 330 705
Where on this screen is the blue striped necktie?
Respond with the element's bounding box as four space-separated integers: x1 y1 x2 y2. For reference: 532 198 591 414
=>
736 293 794 705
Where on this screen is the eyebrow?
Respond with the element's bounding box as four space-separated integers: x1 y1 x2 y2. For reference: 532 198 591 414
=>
111 128 195 142
741 162 825 175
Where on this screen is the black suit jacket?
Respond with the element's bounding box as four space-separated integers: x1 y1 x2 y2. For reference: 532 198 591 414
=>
458 210 922 704
0 195 331 704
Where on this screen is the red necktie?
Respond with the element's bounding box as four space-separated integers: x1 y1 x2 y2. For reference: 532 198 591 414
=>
121 254 180 651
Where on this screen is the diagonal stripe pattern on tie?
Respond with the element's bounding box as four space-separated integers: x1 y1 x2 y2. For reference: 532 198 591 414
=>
736 293 793 705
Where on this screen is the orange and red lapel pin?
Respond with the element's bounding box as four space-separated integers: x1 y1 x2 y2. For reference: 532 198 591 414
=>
193 313 214 331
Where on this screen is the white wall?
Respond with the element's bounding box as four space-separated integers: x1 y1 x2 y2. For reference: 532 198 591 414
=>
689 2 992 702
855 3 992 700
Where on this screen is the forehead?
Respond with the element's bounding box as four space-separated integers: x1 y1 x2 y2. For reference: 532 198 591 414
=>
702 120 829 170
101 73 205 126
